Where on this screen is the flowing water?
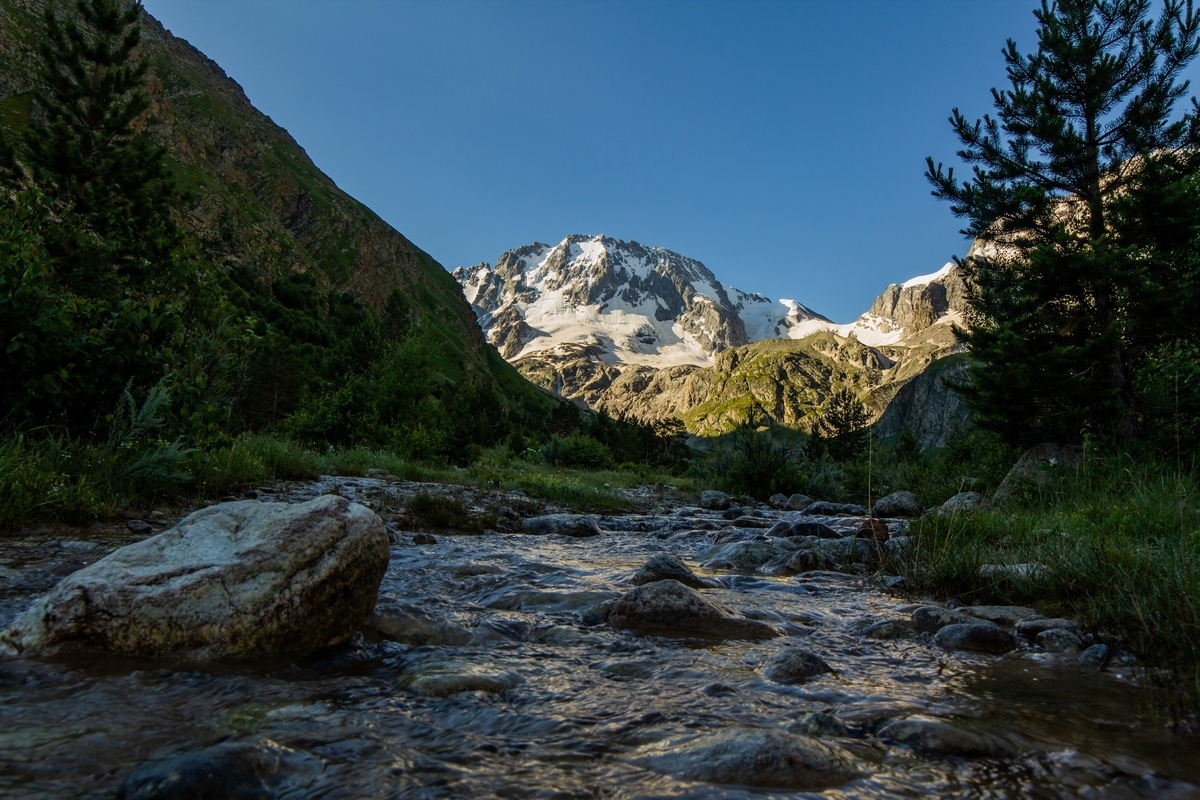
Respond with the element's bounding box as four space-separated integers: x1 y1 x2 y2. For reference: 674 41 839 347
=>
0 478 1197 799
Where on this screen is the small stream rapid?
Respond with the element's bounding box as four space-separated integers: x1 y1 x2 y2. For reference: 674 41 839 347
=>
1 477 1196 799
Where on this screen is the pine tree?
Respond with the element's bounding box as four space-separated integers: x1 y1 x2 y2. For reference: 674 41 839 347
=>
815 388 869 462
0 0 193 431
22 0 179 290
926 0 1200 445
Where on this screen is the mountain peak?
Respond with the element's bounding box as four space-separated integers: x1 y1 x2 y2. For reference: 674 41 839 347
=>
456 235 828 366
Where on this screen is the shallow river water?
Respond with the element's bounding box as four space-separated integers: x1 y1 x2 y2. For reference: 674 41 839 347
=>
1 478 1197 799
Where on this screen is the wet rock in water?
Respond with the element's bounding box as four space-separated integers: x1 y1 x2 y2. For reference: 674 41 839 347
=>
769 493 791 509
730 516 776 529
910 605 979 633
630 554 711 589
126 519 154 535
872 491 923 518
635 729 865 790
1037 628 1084 655
521 514 602 537
878 715 1017 758
787 493 815 510
934 623 1018 654
1079 643 1110 666
116 739 305 800
759 550 817 576
363 601 472 646
863 619 917 640
721 507 747 520
0 495 388 659
938 491 984 516
1016 617 1078 637
837 704 922 733
801 501 869 517
410 532 437 545
762 647 834 683
853 518 890 542
787 521 842 539
766 520 794 537
605 580 778 640
958 605 1039 626
407 667 522 697
788 712 851 738
698 541 784 571
700 490 732 510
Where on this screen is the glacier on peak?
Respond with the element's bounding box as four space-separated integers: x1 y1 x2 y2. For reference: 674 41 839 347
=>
452 233 963 370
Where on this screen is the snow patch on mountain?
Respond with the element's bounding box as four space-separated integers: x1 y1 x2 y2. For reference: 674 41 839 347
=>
902 262 955 289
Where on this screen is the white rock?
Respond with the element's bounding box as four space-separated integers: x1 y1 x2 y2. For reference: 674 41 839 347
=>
0 495 389 659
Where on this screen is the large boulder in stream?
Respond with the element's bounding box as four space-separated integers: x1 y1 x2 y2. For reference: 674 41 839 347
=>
606 580 778 640
0 495 389 659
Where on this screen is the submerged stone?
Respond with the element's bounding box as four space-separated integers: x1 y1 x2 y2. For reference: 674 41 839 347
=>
878 715 1017 758
762 647 834 683
521 514 602 537
606 580 777 640
635 729 866 790
116 739 310 800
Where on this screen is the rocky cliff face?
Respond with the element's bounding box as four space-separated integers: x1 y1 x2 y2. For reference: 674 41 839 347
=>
843 262 968 346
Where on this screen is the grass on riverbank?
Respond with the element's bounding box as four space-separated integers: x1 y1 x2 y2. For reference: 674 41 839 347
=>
889 454 1200 713
0 433 695 527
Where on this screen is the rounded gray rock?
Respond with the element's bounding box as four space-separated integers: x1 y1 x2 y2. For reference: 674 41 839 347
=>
911 605 981 633
762 647 834 683
934 623 1018 654
700 490 732 510
1037 628 1084 654
872 491 924 518
938 491 984 516
630 554 710 589
1016 617 1078 637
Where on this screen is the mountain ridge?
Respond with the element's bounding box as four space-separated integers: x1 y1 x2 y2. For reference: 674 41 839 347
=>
455 234 969 435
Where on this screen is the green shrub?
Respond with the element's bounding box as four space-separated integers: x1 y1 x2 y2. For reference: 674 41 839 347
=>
405 491 482 532
695 422 801 498
542 434 614 470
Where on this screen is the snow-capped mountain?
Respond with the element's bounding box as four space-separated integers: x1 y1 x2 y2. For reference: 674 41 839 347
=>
453 233 969 435
452 234 829 367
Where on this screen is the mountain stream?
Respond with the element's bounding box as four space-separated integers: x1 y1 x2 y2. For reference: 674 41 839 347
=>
1 477 1197 799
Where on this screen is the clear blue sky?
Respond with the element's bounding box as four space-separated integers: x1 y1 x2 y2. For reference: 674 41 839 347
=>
140 1 1196 322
